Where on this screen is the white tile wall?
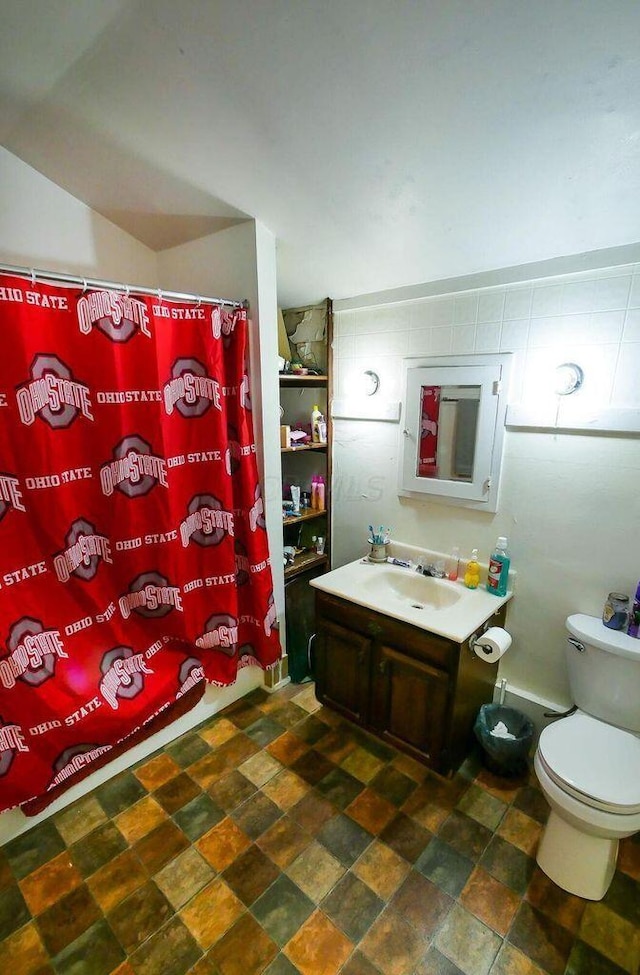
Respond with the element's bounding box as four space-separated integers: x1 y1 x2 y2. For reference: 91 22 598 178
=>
430 326 454 355
478 291 505 323
504 288 532 320
452 324 476 354
333 263 640 412
475 322 501 353
623 308 640 342
612 344 640 405
593 275 631 311
531 284 564 317
453 293 478 325
329 261 640 709
561 280 597 315
628 274 640 307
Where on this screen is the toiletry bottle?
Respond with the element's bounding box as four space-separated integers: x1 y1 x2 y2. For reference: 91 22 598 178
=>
317 475 325 511
627 582 640 638
486 536 510 597
290 485 301 514
448 546 460 582
603 592 630 631
464 549 480 589
311 475 319 510
311 404 322 443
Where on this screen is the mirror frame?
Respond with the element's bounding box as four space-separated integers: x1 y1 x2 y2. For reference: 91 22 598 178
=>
398 353 512 512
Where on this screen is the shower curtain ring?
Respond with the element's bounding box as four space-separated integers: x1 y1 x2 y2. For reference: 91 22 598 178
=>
30 268 36 287
157 289 163 303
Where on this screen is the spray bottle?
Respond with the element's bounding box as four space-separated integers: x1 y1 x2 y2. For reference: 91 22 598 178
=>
448 546 460 582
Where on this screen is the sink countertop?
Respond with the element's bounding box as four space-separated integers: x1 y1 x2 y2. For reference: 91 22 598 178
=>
310 556 512 643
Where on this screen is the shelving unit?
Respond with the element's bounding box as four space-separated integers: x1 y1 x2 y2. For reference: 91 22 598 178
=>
283 507 327 526
277 299 333 684
279 374 328 386
285 551 329 581
281 443 327 454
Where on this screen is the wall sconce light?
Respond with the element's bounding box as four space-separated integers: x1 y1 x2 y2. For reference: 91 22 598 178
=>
361 370 380 396
554 362 584 396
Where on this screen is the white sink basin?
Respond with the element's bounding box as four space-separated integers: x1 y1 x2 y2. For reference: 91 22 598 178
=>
363 569 461 610
311 557 512 642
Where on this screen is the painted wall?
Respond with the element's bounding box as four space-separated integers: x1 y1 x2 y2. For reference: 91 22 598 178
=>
332 262 640 708
0 148 158 283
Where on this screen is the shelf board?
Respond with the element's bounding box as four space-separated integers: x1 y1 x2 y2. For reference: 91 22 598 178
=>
283 507 327 526
284 551 328 580
281 443 327 454
279 374 328 386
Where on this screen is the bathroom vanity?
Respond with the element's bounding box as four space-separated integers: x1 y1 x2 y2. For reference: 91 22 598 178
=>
311 557 511 775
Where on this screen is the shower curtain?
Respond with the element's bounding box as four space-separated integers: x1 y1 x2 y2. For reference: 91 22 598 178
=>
0 272 281 814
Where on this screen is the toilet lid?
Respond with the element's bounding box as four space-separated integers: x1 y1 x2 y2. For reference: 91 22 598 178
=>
538 713 640 814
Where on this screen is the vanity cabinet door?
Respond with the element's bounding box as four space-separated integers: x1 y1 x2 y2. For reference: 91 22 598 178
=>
372 644 450 771
315 619 371 725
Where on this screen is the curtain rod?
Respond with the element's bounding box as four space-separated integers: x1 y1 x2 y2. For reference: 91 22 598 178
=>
0 262 246 309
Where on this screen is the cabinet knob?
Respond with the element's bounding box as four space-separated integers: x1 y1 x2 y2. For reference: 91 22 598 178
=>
378 659 387 675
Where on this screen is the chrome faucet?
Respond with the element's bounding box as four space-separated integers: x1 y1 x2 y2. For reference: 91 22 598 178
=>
416 560 446 578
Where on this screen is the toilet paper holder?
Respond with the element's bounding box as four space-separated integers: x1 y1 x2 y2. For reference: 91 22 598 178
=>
468 624 512 662
468 623 505 653
468 623 491 655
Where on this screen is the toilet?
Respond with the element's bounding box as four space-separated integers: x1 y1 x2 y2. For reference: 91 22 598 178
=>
534 613 640 900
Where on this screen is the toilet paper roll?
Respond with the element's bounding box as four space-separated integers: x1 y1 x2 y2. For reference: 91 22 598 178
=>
473 626 512 663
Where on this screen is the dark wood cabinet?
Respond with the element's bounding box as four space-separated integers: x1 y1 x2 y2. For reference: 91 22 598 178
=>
314 618 370 724
370 643 449 766
315 590 507 775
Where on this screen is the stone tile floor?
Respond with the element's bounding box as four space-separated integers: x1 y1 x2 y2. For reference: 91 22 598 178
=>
0 681 638 975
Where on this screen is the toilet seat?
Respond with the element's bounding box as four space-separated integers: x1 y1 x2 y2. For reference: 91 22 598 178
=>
537 712 640 815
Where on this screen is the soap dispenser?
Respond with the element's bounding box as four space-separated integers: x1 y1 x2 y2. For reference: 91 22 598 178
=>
464 549 480 589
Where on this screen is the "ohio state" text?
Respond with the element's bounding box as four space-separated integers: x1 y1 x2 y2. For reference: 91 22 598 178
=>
53 532 113 583
16 375 93 426
0 629 67 689
0 475 25 512
163 373 222 414
100 654 153 709
118 584 183 619
100 451 168 496
77 291 151 336
180 507 234 547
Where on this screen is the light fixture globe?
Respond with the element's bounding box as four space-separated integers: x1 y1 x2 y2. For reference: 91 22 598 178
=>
554 362 583 396
361 370 380 396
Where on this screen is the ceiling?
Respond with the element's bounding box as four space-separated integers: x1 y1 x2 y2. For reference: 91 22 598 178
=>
2 1 640 306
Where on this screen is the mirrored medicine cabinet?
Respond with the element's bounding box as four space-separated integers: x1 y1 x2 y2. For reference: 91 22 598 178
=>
398 354 512 512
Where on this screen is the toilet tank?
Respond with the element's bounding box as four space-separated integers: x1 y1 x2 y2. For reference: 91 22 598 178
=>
565 614 640 733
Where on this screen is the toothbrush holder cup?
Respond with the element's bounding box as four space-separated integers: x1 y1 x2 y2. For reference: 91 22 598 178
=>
369 541 388 563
